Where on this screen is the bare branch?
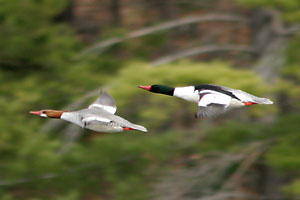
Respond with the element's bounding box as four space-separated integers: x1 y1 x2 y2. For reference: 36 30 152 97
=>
150 45 255 66
253 37 286 84
77 14 249 58
266 9 300 36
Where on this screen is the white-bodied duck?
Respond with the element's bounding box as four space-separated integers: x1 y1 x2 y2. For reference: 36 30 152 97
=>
139 84 273 118
30 90 147 132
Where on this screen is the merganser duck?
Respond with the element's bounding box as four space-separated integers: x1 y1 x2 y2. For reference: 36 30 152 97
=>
138 84 273 118
30 90 147 132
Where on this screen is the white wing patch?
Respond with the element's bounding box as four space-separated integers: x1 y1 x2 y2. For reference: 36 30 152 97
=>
197 92 232 117
198 92 231 107
82 115 111 126
88 104 117 114
88 90 117 114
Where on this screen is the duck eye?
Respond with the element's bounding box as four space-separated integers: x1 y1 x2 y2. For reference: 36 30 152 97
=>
42 111 46 114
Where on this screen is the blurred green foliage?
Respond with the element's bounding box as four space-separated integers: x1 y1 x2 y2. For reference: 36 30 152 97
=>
0 0 78 70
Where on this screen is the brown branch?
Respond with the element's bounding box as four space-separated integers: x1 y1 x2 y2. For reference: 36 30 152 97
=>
150 45 255 66
266 9 300 36
77 14 249 58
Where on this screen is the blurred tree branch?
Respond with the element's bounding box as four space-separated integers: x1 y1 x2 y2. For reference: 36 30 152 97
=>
76 14 249 58
252 9 299 84
150 9 299 68
150 45 255 66
153 141 272 200
266 9 300 36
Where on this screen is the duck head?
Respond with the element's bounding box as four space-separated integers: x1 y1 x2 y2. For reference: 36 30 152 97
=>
29 109 64 118
138 84 174 96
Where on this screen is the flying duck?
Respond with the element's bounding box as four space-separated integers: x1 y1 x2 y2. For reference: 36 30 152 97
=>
139 84 273 118
30 90 147 132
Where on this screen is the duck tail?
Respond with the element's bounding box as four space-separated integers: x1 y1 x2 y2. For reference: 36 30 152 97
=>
253 97 273 104
129 124 148 132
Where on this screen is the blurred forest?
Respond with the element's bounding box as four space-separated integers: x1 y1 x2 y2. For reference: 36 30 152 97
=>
0 0 300 199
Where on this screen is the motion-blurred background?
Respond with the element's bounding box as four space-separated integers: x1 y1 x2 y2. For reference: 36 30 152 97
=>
1 0 300 199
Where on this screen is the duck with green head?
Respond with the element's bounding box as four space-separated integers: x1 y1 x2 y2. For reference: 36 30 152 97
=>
139 84 273 118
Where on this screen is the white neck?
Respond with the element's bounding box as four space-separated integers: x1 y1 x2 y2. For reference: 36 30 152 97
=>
173 86 199 103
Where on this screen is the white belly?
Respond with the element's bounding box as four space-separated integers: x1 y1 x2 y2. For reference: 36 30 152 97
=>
229 98 244 108
61 112 123 133
85 122 123 132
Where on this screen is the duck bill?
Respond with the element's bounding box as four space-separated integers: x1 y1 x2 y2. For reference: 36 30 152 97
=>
138 85 151 91
30 111 41 115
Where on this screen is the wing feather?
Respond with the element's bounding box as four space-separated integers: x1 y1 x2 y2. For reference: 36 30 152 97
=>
88 90 117 114
197 92 231 117
197 104 226 118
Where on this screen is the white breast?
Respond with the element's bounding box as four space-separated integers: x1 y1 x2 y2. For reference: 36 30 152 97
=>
85 123 123 132
173 86 199 103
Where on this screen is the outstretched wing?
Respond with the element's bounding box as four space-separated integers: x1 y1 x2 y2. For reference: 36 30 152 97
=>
215 85 273 104
88 90 117 114
197 104 227 118
81 114 110 127
196 91 231 118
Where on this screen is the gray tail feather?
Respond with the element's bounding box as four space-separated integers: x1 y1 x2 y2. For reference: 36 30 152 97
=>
254 97 273 104
130 124 148 132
